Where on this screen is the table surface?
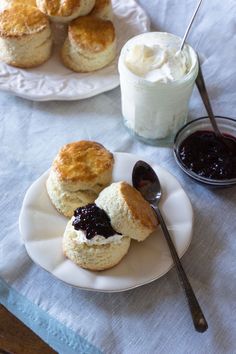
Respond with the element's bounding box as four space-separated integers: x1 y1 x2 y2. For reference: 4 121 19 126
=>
0 1 236 353
0 305 55 353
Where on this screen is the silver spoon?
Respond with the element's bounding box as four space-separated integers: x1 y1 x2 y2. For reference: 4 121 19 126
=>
175 0 203 57
179 0 236 149
196 61 236 149
132 160 208 333
179 0 204 51
196 62 221 135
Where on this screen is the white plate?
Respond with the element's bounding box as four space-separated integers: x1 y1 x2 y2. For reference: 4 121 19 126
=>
0 1 149 101
19 153 193 292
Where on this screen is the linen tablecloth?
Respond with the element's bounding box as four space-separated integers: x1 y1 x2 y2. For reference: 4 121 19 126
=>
1 1 236 353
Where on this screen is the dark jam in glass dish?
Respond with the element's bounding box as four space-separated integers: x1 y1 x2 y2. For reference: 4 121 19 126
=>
178 130 236 180
72 203 120 240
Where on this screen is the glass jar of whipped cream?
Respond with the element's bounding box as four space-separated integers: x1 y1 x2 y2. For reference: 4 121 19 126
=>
118 32 199 146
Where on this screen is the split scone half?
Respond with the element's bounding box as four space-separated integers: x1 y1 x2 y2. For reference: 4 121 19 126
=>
36 0 96 23
0 4 52 68
46 141 114 218
96 181 158 242
89 0 113 21
61 15 116 72
63 182 158 271
63 203 131 271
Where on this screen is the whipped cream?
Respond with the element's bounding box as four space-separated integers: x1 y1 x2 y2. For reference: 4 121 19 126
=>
125 43 189 83
74 228 124 246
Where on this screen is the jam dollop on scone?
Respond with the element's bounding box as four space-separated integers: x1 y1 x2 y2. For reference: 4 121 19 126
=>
72 203 120 239
46 141 114 218
63 182 158 271
63 202 130 271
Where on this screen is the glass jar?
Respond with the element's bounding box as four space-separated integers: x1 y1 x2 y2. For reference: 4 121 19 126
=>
118 32 199 146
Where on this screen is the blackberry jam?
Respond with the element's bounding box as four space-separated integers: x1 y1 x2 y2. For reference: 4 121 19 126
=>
72 203 119 240
179 130 236 180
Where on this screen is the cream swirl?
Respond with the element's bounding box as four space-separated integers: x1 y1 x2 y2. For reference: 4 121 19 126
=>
125 32 192 83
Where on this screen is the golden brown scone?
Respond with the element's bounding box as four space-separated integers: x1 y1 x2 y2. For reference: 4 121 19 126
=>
36 0 96 23
90 0 113 21
0 5 52 68
53 140 114 186
0 0 36 11
96 181 158 242
61 15 116 72
0 4 48 37
46 141 114 217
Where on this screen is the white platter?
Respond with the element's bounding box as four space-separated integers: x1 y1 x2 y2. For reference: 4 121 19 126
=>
19 152 193 292
0 1 150 101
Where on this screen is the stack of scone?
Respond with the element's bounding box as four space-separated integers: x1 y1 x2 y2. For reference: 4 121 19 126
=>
61 15 116 72
63 181 158 270
47 140 158 271
0 4 52 68
0 0 116 71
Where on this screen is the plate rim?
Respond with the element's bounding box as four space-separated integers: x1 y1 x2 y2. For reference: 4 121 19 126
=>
0 1 150 101
19 152 193 292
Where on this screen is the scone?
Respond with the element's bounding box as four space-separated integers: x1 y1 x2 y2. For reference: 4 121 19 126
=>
96 181 158 242
0 5 52 68
63 203 131 271
36 0 96 23
46 141 114 218
63 181 157 271
0 0 36 11
90 0 113 21
61 15 116 72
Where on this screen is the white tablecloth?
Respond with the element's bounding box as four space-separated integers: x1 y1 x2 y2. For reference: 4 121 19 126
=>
0 1 236 353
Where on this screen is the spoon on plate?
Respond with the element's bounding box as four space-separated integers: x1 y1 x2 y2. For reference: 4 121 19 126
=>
132 160 208 333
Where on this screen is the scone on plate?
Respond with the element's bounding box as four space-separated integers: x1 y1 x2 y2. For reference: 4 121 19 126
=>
36 0 96 23
0 0 36 11
89 0 113 21
61 15 116 72
0 4 52 68
96 181 158 242
46 141 114 218
63 181 158 271
63 203 131 271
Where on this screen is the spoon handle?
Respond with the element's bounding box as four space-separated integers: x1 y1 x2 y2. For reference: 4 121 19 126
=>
153 206 208 333
180 0 203 51
196 60 221 137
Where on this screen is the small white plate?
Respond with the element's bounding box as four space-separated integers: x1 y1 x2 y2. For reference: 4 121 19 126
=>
0 1 149 101
19 153 193 292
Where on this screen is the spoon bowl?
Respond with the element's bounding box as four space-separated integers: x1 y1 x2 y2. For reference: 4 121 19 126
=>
132 161 161 204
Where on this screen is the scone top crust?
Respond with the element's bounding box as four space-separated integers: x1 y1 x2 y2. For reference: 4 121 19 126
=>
0 0 36 10
69 16 115 53
120 182 157 230
0 5 48 37
91 0 111 14
52 141 114 183
37 0 80 17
